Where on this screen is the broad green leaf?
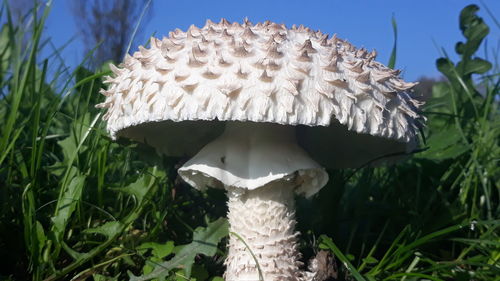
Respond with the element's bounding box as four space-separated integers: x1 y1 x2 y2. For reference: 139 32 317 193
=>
92 274 107 281
57 113 91 161
61 241 87 260
436 58 455 79
191 264 209 281
57 134 78 163
129 218 229 281
456 58 492 76
455 41 466 55
139 241 175 258
431 144 469 160
83 221 123 239
51 173 85 241
422 127 462 151
35 221 46 258
458 5 489 57
424 82 453 114
141 256 162 276
416 127 469 160
431 82 451 99
119 170 162 204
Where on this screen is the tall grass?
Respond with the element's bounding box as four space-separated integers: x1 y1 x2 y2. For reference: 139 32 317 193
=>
0 2 498 281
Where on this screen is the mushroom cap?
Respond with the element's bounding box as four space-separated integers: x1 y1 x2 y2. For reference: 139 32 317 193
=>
97 19 424 168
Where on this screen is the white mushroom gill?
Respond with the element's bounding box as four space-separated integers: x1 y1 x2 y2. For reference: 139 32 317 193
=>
178 122 328 280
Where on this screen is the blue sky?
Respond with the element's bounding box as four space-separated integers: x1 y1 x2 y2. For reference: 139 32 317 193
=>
45 0 499 82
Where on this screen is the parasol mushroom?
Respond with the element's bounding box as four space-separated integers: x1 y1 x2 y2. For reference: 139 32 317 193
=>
97 18 424 280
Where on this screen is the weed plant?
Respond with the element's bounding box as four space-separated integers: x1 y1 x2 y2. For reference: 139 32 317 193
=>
0 3 498 281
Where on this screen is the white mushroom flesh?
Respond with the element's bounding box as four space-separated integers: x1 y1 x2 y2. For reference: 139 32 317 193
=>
178 122 328 280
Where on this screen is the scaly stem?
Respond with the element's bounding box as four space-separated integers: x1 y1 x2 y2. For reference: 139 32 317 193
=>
178 122 328 280
225 181 304 281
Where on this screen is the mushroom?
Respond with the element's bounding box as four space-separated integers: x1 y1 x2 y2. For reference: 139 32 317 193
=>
97 19 424 281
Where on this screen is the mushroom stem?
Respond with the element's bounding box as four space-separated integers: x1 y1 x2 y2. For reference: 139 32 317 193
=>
225 181 304 280
178 122 328 280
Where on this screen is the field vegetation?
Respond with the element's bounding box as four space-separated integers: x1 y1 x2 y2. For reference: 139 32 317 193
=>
0 3 498 281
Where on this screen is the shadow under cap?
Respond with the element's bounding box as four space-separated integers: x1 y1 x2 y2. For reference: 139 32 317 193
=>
118 119 413 169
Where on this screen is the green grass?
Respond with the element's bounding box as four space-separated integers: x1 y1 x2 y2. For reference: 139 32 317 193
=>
0 3 498 281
